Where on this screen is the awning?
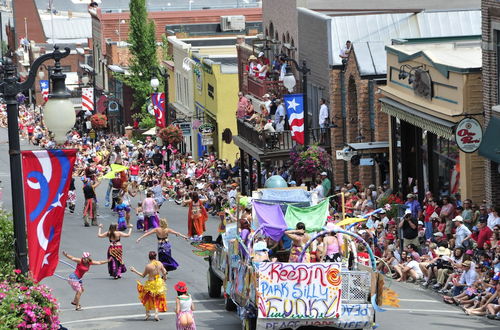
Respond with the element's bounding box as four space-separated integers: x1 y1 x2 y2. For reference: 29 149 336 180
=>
479 116 500 163
347 141 389 153
380 97 455 139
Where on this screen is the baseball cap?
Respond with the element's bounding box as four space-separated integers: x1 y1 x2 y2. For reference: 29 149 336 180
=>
404 209 412 215
82 252 91 259
254 241 269 252
258 52 264 57
407 193 415 199
433 232 444 238
289 180 296 185
320 172 327 176
418 221 424 226
385 233 395 240
452 216 464 222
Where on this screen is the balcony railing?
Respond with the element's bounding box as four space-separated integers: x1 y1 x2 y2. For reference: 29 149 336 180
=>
246 76 286 100
237 119 331 152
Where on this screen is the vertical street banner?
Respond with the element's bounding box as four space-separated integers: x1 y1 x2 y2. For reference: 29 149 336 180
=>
257 263 342 320
284 93 305 145
82 87 94 112
152 92 166 127
22 150 77 282
39 80 49 102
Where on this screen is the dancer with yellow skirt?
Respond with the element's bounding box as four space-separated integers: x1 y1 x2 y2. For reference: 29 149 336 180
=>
131 251 167 321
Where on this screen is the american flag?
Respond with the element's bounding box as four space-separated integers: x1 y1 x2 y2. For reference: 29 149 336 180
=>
39 80 49 102
284 93 305 145
82 87 94 112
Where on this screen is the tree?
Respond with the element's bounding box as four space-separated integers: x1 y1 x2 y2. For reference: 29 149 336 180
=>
115 0 161 122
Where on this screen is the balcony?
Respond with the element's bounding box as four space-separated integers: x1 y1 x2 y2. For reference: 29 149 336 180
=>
233 119 331 161
246 76 286 100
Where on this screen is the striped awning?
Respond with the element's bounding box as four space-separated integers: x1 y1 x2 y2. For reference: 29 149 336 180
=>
380 97 455 139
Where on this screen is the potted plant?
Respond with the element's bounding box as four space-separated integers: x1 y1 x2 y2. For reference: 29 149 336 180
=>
90 113 107 129
289 144 331 182
158 124 183 146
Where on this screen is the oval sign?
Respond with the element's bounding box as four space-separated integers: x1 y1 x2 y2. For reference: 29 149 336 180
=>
198 123 215 134
455 117 482 153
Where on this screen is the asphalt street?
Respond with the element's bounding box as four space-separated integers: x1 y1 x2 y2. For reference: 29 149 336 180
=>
0 128 499 329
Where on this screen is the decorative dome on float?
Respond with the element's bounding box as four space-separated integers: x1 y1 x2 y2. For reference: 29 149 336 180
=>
264 175 288 188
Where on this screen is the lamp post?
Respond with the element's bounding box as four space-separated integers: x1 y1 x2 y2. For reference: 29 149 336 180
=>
0 46 74 272
282 57 310 145
151 66 171 169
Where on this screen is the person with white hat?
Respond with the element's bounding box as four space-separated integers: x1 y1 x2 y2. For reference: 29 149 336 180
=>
399 208 420 248
452 215 472 249
320 171 331 197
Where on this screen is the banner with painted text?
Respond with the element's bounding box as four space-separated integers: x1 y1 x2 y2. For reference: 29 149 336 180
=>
257 263 342 320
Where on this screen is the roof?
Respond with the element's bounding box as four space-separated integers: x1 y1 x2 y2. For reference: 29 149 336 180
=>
41 17 92 43
37 0 260 13
328 10 481 74
386 42 481 76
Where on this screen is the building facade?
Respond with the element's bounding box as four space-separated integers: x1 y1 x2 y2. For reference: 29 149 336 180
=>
380 41 485 203
479 0 500 206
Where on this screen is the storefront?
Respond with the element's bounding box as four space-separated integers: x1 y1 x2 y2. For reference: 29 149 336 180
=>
379 40 485 202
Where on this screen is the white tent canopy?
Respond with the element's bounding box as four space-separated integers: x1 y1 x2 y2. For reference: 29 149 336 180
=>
142 127 157 135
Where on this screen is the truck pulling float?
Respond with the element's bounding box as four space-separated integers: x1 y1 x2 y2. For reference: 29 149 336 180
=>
204 187 397 330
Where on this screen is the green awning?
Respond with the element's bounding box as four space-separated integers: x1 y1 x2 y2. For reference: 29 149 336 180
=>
479 116 500 163
380 97 455 139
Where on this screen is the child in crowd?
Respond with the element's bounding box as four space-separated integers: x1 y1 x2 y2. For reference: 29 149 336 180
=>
135 202 144 230
114 197 130 231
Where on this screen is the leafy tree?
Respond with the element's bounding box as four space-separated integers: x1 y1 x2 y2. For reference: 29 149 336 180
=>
0 211 15 278
115 0 162 125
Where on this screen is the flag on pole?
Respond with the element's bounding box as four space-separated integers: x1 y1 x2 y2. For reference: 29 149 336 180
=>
39 80 49 102
22 150 77 282
152 92 166 127
82 87 94 112
284 93 305 145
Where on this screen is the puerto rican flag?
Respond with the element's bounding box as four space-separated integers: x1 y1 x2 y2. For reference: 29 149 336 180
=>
22 150 77 282
81 87 94 112
284 93 305 145
152 92 166 128
39 80 49 102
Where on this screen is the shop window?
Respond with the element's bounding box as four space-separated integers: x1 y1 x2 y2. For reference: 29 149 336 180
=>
208 83 214 99
497 30 500 103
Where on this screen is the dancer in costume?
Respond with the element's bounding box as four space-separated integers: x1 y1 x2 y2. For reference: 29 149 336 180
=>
174 281 197 330
98 223 133 279
131 251 167 321
62 251 107 310
285 222 311 263
142 191 159 231
114 197 130 231
182 192 208 239
136 218 188 272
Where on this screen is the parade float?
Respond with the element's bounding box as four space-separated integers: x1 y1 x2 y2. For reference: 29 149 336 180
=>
203 182 396 330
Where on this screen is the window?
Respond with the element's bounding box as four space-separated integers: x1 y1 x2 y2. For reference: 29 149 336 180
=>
496 30 500 103
208 83 214 99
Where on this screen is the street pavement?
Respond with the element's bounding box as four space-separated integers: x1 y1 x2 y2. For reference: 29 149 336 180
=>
1 128 500 329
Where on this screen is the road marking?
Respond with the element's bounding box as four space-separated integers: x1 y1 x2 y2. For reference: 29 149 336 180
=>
384 308 461 314
60 299 223 312
63 309 230 324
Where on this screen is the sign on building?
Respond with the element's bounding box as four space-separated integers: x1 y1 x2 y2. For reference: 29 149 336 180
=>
455 117 482 153
178 122 192 136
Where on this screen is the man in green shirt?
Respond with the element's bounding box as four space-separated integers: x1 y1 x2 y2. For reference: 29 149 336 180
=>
320 172 331 197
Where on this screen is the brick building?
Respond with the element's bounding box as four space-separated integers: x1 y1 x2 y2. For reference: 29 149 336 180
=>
479 0 500 205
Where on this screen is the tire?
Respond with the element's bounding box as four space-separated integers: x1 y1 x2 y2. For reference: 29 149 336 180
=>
242 317 256 330
225 295 237 311
207 267 222 298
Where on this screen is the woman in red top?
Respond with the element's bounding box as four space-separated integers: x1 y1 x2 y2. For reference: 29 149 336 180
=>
62 251 107 310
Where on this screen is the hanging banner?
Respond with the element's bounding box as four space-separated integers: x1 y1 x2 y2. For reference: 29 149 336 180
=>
152 92 166 128
39 80 49 102
257 263 342 319
22 150 77 282
455 117 482 153
82 87 94 111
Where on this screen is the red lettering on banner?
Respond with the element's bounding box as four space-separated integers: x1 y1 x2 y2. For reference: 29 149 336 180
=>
457 129 480 144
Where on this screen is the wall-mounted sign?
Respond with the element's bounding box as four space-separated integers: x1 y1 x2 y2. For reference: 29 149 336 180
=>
198 123 215 134
178 122 192 136
201 135 213 146
455 117 482 153
108 100 119 113
412 68 433 100
360 158 374 166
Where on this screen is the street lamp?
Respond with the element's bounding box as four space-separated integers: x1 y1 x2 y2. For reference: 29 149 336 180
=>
0 45 73 272
281 57 310 145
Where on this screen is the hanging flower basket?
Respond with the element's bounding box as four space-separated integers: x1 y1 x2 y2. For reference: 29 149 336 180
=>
90 114 107 129
289 144 331 181
158 124 183 145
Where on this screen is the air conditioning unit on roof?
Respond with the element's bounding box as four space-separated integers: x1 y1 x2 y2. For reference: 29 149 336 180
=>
220 15 245 32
